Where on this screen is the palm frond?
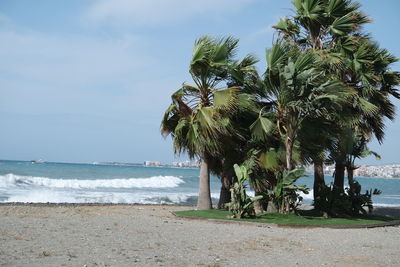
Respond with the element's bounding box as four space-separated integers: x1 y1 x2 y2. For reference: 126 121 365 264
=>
329 12 355 36
250 112 276 141
266 41 289 70
213 87 239 112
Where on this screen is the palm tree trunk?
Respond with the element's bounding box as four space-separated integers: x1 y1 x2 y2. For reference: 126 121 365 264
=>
286 136 293 170
347 166 354 185
313 159 325 209
334 162 345 190
266 200 278 213
255 171 275 213
197 153 212 210
254 189 268 213
217 174 232 209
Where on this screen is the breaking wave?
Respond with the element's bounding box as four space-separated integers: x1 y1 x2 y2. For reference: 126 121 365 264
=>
2 190 221 204
0 173 184 189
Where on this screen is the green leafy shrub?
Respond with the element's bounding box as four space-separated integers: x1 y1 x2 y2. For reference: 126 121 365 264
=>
226 164 263 218
317 180 381 217
348 181 381 214
269 168 309 214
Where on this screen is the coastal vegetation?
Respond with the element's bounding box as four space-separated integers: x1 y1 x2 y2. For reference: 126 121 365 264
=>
226 164 262 218
161 0 400 218
174 209 397 227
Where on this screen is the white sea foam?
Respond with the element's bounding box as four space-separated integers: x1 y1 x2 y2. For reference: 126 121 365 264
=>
0 173 184 189
373 203 400 207
4 190 203 204
299 189 313 200
381 195 400 199
6 190 77 203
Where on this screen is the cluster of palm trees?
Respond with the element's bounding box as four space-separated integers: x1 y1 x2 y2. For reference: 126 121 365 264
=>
161 0 399 214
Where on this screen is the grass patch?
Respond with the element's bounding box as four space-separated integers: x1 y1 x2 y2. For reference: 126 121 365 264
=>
174 209 397 226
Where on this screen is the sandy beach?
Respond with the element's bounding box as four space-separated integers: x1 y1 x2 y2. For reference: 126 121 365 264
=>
0 204 399 267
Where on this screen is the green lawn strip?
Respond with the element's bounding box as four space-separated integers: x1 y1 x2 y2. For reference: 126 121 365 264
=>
174 209 397 226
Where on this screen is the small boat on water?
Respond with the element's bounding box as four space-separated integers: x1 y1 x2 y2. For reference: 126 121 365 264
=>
31 159 45 164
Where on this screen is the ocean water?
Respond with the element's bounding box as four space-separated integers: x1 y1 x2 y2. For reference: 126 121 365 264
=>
0 160 221 205
0 160 399 207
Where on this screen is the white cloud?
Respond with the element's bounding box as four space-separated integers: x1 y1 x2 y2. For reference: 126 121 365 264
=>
0 30 144 85
0 23 188 162
83 0 257 27
244 24 274 42
0 28 165 116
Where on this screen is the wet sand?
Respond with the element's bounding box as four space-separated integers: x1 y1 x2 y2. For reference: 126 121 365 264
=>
0 204 399 266
372 206 400 219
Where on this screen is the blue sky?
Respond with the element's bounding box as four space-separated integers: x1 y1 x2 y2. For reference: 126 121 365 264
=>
0 0 399 164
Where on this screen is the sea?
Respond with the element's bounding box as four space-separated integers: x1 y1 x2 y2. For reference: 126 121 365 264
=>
1 160 399 207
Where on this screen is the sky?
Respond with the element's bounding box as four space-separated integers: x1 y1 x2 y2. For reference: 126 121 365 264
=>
0 0 399 165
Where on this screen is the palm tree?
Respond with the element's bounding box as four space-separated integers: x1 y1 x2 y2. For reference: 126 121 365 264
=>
214 54 261 209
298 116 339 209
161 36 248 210
330 39 400 189
328 127 381 187
251 41 349 171
273 0 399 197
272 0 368 190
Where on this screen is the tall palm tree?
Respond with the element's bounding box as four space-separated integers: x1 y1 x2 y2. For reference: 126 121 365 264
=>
298 116 340 209
214 54 261 209
330 39 400 189
273 0 369 191
251 41 349 171
328 126 381 186
273 0 399 196
161 36 248 210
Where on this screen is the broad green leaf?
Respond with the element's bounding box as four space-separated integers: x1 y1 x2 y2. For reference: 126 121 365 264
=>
259 150 279 170
213 87 238 110
282 167 305 185
329 13 355 36
196 107 217 130
266 42 288 69
294 52 315 72
358 97 379 116
233 164 243 182
250 115 276 141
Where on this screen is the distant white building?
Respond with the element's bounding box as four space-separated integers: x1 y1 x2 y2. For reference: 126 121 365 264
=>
144 161 162 167
172 160 200 168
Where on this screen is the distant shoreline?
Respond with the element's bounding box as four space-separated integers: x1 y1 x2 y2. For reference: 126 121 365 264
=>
0 159 200 169
2 159 400 178
303 172 400 179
